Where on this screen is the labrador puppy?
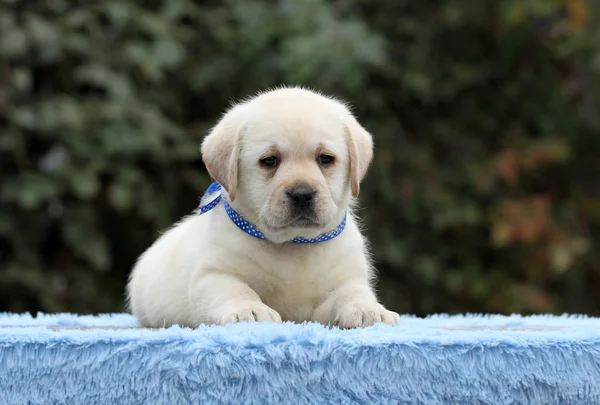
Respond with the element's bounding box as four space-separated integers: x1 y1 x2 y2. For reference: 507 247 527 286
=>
126 87 400 329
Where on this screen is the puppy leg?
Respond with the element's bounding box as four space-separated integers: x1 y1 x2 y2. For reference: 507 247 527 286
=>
191 273 282 326
313 282 400 329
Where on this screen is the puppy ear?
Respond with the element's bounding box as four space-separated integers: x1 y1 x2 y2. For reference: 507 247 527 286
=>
201 107 245 201
344 115 374 198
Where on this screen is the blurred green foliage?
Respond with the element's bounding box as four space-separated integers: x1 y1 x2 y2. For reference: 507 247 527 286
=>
1 0 600 316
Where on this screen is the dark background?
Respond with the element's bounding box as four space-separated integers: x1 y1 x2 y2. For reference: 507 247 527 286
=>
2 0 600 317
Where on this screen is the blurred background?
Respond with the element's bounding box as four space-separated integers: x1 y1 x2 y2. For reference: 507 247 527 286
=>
1 0 600 317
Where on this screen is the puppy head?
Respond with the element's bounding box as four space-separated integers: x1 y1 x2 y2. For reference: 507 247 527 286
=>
201 87 373 243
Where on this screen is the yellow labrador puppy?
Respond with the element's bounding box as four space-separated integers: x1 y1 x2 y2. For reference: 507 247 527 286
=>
127 87 400 329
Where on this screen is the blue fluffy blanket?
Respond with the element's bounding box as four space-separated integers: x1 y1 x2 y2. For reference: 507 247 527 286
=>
1 313 599 405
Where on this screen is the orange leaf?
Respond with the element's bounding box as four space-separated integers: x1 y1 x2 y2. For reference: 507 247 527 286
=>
494 149 520 185
565 0 590 31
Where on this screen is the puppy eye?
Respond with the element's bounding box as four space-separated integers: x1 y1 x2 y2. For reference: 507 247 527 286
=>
260 156 279 168
318 154 335 166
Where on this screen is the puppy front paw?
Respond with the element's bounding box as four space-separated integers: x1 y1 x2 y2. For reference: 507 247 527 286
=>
219 302 282 325
333 302 400 329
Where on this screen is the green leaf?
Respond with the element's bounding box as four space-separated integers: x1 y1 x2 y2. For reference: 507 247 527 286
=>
6 173 62 209
68 167 100 200
0 27 27 58
62 206 111 271
154 39 184 68
109 181 134 212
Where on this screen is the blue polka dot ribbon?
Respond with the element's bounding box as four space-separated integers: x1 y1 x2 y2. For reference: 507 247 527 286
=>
198 182 347 244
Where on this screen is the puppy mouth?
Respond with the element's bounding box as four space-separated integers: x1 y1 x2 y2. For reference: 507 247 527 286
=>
288 216 320 228
266 215 322 231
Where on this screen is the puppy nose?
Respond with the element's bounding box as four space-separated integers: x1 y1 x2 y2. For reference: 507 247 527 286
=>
286 186 316 209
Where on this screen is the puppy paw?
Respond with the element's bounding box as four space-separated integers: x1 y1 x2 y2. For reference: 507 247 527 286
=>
333 302 400 329
219 302 282 325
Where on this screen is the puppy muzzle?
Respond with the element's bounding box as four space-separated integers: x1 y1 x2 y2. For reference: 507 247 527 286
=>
285 185 320 227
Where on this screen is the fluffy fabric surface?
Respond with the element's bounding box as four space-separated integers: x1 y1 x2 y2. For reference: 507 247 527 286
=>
1 314 599 405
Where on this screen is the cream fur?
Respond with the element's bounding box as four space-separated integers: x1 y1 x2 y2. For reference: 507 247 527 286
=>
126 87 400 329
